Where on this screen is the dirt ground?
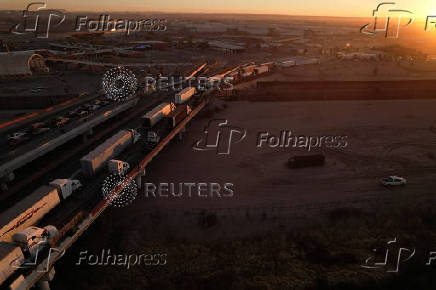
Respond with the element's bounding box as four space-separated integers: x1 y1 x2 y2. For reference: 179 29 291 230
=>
85 98 436 242
52 98 436 290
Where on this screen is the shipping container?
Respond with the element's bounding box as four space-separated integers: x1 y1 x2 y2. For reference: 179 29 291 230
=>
0 186 61 243
165 105 192 128
288 154 325 168
141 103 175 128
174 87 196 104
0 243 24 285
80 129 140 176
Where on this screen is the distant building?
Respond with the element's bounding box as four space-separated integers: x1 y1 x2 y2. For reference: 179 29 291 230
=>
130 41 169 50
209 41 246 54
0 51 49 78
70 31 105 41
278 57 320 67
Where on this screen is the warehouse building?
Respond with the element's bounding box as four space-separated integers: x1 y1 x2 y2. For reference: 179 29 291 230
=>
0 51 49 78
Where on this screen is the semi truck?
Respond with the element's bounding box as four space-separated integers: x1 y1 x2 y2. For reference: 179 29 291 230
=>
288 154 325 169
0 242 24 285
141 103 175 128
175 87 195 104
0 179 81 243
80 129 140 177
144 131 160 145
165 105 192 128
49 179 82 199
12 226 58 259
107 160 130 176
0 225 58 284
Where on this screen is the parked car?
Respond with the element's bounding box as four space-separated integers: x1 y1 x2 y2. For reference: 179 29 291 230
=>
76 110 89 118
32 128 50 135
66 109 79 117
78 91 89 98
30 88 42 93
8 132 27 140
86 105 100 112
53 116 70 127
8 133 30 146
31 122 47 129
380 176 407 186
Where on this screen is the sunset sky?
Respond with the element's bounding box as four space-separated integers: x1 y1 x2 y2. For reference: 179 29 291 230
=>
3 0 436 18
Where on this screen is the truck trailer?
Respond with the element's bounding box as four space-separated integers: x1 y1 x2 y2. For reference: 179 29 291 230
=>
141 103 175 128
0 243 24 285
0 186 60 243
80 129 140 177
107 160 130 176
174 87 195 104
165 105 192 128
49 179 82 199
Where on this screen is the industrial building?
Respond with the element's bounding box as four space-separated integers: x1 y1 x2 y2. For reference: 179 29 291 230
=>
0 51 49 78
129 40 169 50
208 41 246 54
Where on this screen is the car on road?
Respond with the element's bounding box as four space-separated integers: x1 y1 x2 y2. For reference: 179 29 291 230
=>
8 132 30 146
66 109 80 117
78 91 89 98
30 122 48 130
380 176 407 186
76 110 89 118
32 127 50 135
53 116 70 127
8 132 27 140
86 105 100 112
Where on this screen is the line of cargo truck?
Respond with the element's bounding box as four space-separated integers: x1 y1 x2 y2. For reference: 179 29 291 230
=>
0 66 230 287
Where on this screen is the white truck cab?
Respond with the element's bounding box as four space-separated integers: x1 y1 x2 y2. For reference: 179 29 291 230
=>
50 179 83 199
108 160 130 176
12 226 58 259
